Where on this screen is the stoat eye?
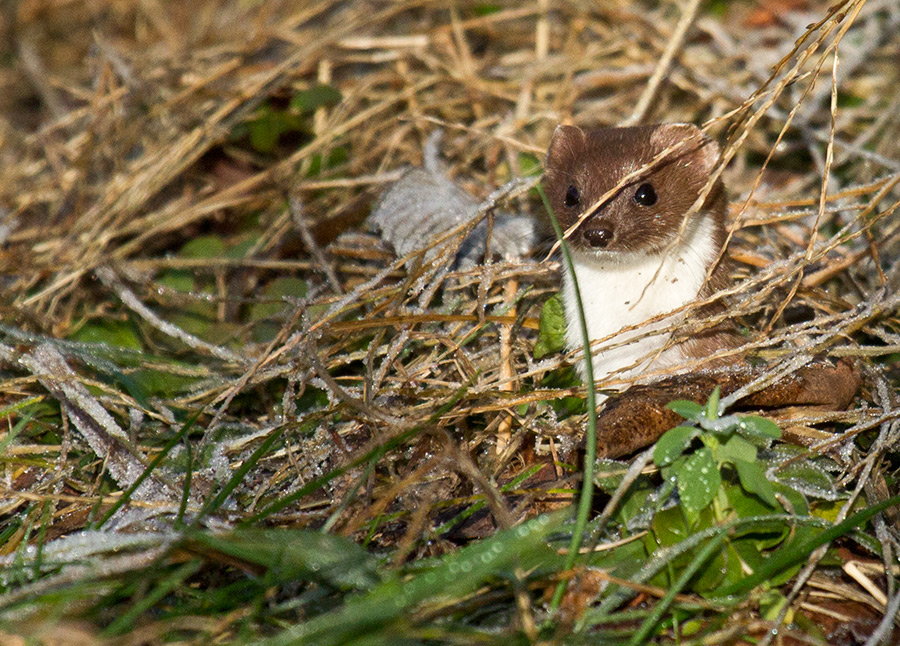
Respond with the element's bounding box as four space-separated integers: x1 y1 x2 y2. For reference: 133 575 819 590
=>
633 183 657 206
564 185 580 207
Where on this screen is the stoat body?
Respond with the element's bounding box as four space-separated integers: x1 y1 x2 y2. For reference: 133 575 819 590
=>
543 124 732 388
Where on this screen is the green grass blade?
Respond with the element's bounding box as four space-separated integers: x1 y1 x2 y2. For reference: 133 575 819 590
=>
537 184 598 613
711 494 900 598
252 510 567 646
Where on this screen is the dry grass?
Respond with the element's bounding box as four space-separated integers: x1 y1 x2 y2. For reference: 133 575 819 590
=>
0 0 899 642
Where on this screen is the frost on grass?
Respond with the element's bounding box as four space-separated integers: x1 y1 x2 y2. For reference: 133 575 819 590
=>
19 344 177 504
0 530 176 577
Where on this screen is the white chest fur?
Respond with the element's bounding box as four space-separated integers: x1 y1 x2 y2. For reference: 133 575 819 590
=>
561 215 718 389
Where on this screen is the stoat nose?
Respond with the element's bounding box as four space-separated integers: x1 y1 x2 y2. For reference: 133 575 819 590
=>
583 227 613 249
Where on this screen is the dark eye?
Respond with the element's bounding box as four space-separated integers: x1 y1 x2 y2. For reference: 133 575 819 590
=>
564 185 580 208
633 183 657 206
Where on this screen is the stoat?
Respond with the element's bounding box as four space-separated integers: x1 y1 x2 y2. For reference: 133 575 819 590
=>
543 123 734 388
541 123 859 457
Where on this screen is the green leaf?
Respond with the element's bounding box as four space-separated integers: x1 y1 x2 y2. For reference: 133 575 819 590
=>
585 535 647 579
646 504 718 588
667 399 703 420
654 426 698 467
759 589 788 621
734 460 779 508
794 610 830 642
180 235 226 259
306 147 349 177
473 3 502 16
130 368 198 398
774 461 836 500
718 434 758 464
69 320 143 350
660 453 688 483
725 480 782 525
773 481 810 516
249 277 310 321
157 269 194 293
249 113 280 153
727 482 808 550
677 447 720 514
728 535 766 573
593 458 630 493
518 152 542 177
650 506 690 549
716 540 749 592
737 415 782 439
705 386 721 421
225 237 259 259
708 486 900 600
627 530 729 645
291 84 343 114
691 537 729 592
533 295 567 359
707 0 729 17
248 104 303 154
613 480 655 523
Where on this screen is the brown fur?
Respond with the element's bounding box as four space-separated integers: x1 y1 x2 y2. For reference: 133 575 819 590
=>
544 124 728 256
595 359 861 458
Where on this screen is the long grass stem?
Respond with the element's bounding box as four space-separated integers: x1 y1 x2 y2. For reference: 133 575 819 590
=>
538 185 599 613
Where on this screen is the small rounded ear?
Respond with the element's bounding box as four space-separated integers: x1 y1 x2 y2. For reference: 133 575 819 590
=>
545 124 585 165
651 123 720 173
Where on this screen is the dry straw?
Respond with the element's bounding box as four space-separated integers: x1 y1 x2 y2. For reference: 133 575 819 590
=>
0 0 898 638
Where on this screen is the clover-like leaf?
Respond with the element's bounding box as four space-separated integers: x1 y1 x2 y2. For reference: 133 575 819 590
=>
677 447 720 514
291 84 343 114
719 434 758 465
654 426 699 467
734 459 779 508
737 415 782 439
774 461 838 501
667 399 703 420
705 386 721 421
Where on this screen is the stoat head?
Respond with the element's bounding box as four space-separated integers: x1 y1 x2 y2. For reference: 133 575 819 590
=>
543 123 725 256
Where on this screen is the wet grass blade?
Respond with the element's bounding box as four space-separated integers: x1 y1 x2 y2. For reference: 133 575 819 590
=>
252 510 566 646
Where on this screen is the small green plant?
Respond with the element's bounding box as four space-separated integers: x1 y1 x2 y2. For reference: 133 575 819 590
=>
634 388 820 596
533 295 585 417
593 389 849 601
654 387 783 523
532 294 566 360
233 84 343 155
577 389 900 642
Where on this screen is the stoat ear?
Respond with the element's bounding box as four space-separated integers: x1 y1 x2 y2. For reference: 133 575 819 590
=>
545 124 586 165
651 123 720 173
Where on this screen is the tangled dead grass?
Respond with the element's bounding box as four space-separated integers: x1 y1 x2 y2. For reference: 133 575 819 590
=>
0 0 899 641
